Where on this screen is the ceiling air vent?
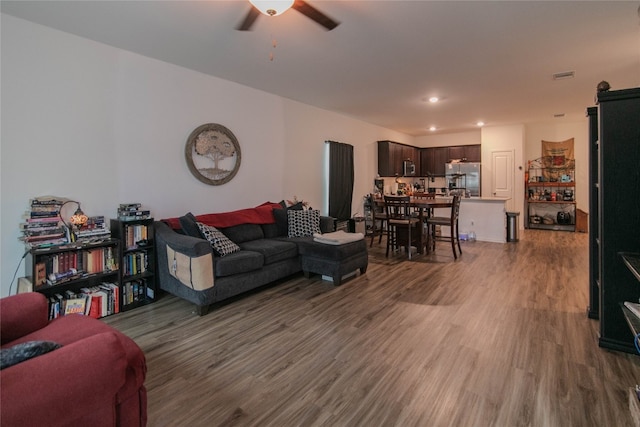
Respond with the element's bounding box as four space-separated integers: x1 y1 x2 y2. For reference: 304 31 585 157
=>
552 71 575 80
554 113 565 118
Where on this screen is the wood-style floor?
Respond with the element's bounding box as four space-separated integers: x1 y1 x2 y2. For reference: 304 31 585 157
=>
104 229 640 427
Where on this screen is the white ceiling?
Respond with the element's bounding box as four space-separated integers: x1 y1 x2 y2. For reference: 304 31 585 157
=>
2 0 639 136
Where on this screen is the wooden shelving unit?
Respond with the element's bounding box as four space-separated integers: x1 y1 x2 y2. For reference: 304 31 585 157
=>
526 158 576 232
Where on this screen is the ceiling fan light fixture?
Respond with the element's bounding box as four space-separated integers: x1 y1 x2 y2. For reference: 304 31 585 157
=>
249 0 295 16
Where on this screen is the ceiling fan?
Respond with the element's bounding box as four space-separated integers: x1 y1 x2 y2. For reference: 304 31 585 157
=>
236 0 340 31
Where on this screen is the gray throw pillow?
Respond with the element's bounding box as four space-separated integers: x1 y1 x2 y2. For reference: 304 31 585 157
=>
179 212 203 238
0 341 62 370
274 202 304 236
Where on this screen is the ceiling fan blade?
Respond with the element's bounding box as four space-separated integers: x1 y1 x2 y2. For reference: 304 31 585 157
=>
236 6 261 31
292 0 340 31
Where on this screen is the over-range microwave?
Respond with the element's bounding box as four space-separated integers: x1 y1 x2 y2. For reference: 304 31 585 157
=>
403 160 416 176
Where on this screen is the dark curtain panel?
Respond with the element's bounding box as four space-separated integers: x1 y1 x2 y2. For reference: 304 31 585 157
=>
327 140 354 220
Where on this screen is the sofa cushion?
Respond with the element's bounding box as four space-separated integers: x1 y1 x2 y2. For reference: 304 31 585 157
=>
288 209 321 237
179 212 202 238
214 250 264 277
197 222 241 257
0 340 62 370
221 223 264 244
239 239 298 265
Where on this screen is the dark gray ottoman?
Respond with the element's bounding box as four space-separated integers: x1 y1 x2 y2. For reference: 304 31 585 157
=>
297 238 368 286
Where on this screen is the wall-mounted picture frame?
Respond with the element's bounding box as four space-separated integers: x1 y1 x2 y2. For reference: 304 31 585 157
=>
185 123 241 185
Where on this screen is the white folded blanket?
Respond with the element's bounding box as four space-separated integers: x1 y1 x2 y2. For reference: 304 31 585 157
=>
313 230 364 245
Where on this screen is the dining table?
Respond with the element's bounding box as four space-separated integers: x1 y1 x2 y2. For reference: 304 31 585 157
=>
373 196 454 255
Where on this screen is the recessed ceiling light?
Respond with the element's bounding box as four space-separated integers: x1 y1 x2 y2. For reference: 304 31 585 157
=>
476 121 485 127
429 97 439 103
429 126 437 131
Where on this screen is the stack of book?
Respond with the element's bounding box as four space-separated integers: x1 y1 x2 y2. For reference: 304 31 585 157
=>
117 203 151 222
20 197 68 248
74 216 111 240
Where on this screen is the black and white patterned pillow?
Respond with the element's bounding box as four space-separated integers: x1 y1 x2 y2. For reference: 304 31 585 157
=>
196 222 241 257
287 209 321 237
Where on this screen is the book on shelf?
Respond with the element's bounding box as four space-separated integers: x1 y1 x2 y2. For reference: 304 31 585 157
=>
64 297 88 315
624 301 640 319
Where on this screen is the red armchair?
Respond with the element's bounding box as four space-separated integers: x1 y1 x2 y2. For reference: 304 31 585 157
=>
0 292 147 426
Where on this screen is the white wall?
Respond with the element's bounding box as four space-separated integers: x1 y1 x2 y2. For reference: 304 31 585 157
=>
0 15 410 296
414 130 482 148
480 124 526 214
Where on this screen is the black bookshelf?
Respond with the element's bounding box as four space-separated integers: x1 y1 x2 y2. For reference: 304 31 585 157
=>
110 218 157 311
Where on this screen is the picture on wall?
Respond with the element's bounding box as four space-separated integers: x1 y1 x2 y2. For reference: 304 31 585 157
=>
185 123 242 185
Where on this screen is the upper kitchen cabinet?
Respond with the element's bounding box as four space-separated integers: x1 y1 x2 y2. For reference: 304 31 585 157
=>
378 141 418 177
447 146 466 161
420 149 434 176
448 145 481 162
402 145 419 164
420 147 449 176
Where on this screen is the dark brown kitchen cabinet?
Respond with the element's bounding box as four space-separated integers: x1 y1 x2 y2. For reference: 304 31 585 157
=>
448 145 481 162
378 140 417 177
594 87 640 354
419 147 446 176
432 147 449 175
420 149 434 176
447 146 465 161
464 144 481 162
377 140 401 176
402 145 418 164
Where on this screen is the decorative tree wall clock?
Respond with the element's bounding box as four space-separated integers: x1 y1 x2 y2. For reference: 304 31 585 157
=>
185 123 241 185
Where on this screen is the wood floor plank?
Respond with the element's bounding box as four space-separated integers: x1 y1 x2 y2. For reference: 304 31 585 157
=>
104 229 640 426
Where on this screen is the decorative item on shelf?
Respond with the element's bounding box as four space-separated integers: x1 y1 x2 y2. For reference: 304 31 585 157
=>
286 196 310 209
60 200 88 242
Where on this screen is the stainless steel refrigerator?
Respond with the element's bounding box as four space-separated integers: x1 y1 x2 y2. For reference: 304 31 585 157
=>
445 162 481 196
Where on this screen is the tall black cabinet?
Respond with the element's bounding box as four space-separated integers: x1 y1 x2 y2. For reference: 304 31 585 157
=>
596 87 640 353
586 106 599 319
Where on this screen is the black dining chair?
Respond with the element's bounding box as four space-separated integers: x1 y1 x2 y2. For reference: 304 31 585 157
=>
426 194 462 259
370 208 387 248
384 195 421 259
411 192 435 220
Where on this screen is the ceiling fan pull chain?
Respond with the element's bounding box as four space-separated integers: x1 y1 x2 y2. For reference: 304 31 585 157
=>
269 33 277 62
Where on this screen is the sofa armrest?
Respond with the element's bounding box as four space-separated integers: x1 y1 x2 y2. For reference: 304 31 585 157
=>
0 331 127 426
155 221 213 258
155 221 215 291
0 292 49 345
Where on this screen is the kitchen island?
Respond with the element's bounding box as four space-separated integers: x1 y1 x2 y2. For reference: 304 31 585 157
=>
432 196 511 243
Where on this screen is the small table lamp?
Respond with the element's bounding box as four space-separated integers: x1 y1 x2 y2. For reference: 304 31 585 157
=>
60 200 88 242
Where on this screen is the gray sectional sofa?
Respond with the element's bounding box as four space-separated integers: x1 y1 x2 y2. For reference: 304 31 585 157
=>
155 205 368 315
